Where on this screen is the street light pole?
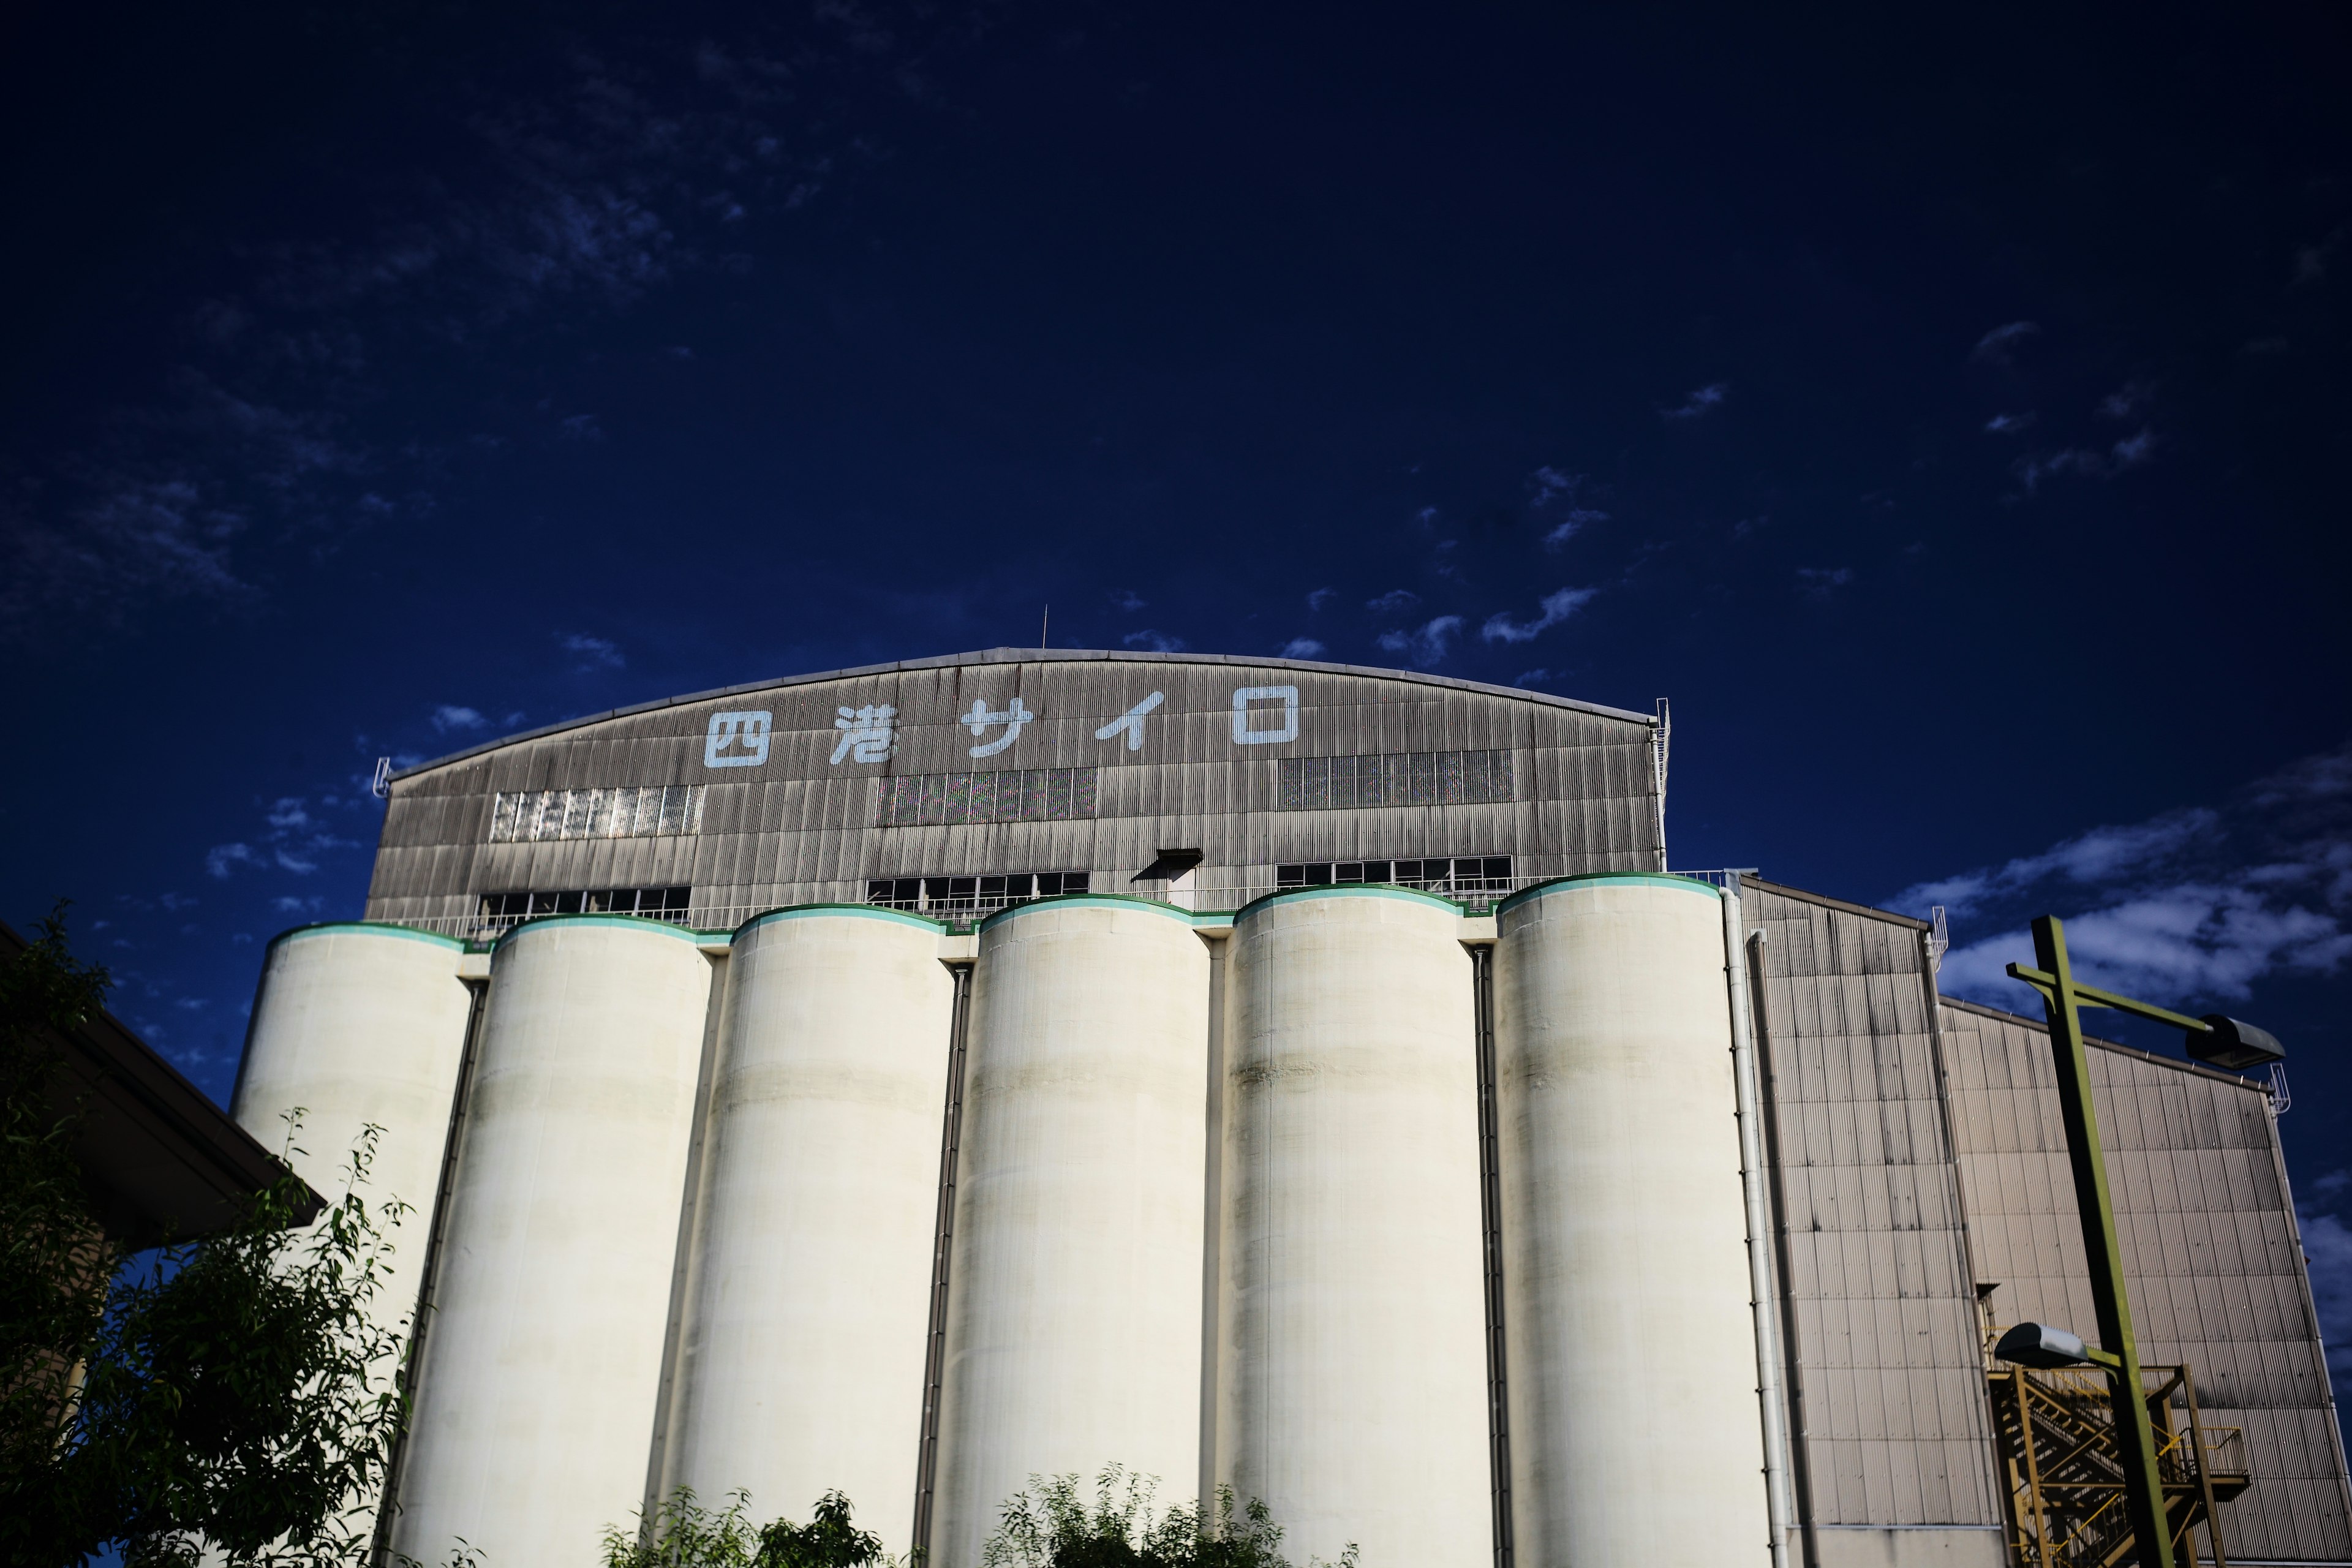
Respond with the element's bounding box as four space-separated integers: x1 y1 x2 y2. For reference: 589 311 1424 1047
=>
2000 916 2286 1566
2015 915 2173 1568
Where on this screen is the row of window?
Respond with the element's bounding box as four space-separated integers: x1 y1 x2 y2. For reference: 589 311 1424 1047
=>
477 886 696 921
489 786 706 843
1277 856 1515 891
873 768 1101 828
866 872 1094 913
466 856 1512 930
1278 751 1515 812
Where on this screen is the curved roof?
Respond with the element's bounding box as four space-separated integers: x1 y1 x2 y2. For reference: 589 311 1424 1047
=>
391 646 1656 782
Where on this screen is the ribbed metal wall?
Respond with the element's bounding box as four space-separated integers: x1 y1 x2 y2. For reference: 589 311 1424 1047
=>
364 650 1664 925
1941 996 2352 1562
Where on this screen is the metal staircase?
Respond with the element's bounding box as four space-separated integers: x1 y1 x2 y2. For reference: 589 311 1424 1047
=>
1989 1360 2250 1567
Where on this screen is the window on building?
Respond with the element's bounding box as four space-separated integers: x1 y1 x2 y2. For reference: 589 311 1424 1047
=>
873 768 1099 827
1275 856 1513 892
477 886 694 922
865 871 1092 914
1275 750 1515 811
488 786 706 843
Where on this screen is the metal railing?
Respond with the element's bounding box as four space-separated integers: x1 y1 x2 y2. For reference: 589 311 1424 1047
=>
363 867 1753 943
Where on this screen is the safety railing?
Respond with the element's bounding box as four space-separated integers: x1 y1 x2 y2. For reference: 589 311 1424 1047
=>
360 867 1754 942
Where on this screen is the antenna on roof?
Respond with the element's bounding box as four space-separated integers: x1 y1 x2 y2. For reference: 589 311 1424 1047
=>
371 756 392 800
1041 604 1049 649
1651 698 1672 870
1929 905 1950 970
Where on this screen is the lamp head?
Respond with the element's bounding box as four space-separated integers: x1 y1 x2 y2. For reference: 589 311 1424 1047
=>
2190 1016 2285 1071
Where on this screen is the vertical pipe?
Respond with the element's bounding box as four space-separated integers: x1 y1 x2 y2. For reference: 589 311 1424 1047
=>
1747 929 1821 1568
910 962 973 1559
1198 936 1227 1516
1471 944 1515 1568
1721 880 1795 1568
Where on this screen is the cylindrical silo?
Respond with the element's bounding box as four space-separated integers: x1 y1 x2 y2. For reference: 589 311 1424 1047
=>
1493 873 1768 1565
930 897 1211 1568
232 924 474 1539
233 922 473 1272
391 916 714 1568
664 907 954 1547
1218 886 1490 1568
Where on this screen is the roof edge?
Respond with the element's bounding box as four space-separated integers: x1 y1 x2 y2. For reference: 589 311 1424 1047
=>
1937 994 2272 1094
1743 875 1934 933
388 647 1659 782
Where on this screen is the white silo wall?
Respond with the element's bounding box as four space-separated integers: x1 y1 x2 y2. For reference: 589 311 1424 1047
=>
664 907 954 1547
1218 888 1491 1568
1493 874 1769 1566
233 923 473 1278
391 917 714 1568
232 924 474 1541
930 899 1211 1568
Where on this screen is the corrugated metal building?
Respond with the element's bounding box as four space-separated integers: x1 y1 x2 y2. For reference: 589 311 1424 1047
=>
232 650 2348 1568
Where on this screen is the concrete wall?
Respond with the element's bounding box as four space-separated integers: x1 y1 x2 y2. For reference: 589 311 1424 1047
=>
1493 873 1770 1564
1218 887 1490 1568
391 918 713 1568
929 899 1212 1568
663 907 955 1549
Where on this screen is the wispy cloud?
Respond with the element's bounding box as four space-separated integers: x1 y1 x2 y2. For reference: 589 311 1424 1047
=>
1526 466 1576 507
2014 429 2157 492
1109 589 1145 611
1376 614 1464 666
1481 586 1597 644
1972 320 2040 364
1278 637 1326 658
1306 587 1336 611
1897 745 2352 1010
1984 412 2036 435
1795 567 1853 598
1123 628 1186 652
1 16 933 642
205 794 361 882
560 633 625 669
1661 383 1729 421
1513 668 1549 687
2097 380 2155 420
206 843 259 880
1366 588 1421 615
432 704 488 733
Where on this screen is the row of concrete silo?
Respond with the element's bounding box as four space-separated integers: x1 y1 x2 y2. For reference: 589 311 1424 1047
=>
233 875 1773 1568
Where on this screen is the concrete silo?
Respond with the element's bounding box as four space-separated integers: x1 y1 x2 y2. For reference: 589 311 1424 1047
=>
929 897 1212 1568
1217 886 1491 1568
662 907 955 1551
232 922 473 1254
1492 874 1768 1564
391 916 715 1568
231 924 476 1539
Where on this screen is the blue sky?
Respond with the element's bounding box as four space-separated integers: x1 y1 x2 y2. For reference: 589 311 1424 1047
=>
2 1 2347 1352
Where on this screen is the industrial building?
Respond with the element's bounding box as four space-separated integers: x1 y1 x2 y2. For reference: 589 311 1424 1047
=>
227 649 2351 1568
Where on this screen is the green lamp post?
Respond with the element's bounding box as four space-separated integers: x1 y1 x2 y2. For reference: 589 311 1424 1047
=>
2002 914 2285 1568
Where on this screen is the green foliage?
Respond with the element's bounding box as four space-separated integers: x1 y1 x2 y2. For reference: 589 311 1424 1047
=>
0 906 413 1568
981 1469 1357 1568
602 1487 896 1568
0 902 118 1513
